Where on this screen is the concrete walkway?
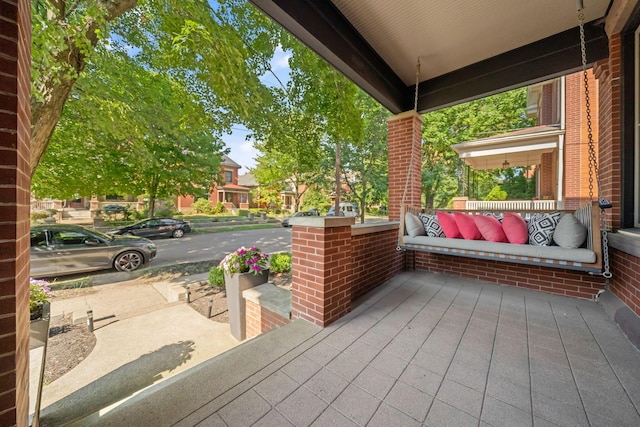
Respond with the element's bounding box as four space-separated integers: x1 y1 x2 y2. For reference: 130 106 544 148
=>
89 271 640 427
38 276 239 426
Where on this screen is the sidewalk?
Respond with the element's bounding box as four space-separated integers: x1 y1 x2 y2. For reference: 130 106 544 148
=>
36 274 240 426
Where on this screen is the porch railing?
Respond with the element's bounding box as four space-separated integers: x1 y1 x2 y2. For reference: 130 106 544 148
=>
465 199 556 211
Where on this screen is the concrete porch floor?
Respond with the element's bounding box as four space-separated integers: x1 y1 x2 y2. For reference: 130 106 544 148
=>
89 271 640 426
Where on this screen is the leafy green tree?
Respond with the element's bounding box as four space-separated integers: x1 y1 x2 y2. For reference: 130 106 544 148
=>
341 92 390 222
422 88 534 207
501 167 536 199
32 48 226 217
484 186 508 201
300 188 331 213
31 0 139 176
31 0 281 176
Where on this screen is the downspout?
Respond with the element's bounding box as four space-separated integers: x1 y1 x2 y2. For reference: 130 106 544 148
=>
557 76 566 210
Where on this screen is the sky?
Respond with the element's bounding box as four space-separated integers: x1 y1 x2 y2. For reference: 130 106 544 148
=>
222 46 291 174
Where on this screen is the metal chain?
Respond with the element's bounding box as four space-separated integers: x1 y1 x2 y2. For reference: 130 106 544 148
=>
578 9 612 279
398 59 421 251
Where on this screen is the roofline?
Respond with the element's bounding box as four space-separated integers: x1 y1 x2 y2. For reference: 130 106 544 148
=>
249 0 608 114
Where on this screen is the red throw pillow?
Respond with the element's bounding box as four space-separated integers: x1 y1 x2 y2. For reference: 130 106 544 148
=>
454 212 483 240
502 212 528 244
474 215 508 242
436 211 461 238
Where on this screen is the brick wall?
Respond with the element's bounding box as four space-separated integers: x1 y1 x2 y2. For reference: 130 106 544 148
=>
291 218 354 326
350 226 405 299
290 221 405 327
245 300 290 339
594 34 622 230
387 112 422 220
415 252 606 299
0 0 31 425
564 71 600 210
610 249 640 316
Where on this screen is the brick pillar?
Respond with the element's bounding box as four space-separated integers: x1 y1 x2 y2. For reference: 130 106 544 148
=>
594 34 623 230
0 1 31 425
388 111 422 220
290 217 355 327
564 70 599 210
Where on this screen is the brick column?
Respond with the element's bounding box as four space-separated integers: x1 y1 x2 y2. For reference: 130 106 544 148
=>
387 111 422 220
0 1 31 425
594 34 623 230
290 217 355 327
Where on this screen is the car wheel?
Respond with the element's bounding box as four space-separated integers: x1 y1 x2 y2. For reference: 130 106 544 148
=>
114 251 143 272
172 229 185 238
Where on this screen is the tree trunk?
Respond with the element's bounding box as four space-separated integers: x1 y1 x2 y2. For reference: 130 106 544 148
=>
30 0 138 176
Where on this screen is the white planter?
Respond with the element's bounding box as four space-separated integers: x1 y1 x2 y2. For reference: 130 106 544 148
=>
225 269 269 341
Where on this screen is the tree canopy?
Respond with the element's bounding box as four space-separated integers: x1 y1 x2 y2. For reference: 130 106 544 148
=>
421 88 535 208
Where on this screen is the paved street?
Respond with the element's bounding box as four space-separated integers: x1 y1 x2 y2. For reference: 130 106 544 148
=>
151 227 292 267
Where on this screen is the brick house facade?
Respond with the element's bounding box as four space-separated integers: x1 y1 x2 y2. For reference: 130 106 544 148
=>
177 154 250 212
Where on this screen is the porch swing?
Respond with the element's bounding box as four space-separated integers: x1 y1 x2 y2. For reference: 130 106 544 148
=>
397 2 612 277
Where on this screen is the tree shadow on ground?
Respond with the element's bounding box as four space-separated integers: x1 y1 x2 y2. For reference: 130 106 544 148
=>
40 340 195 426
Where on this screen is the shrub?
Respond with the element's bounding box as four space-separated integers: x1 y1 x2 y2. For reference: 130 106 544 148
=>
192 198 213 214
155 207 177 217
269 252 292 273
209 266 225 287
484 186 508 201
31 211 48 221
212 201 225 214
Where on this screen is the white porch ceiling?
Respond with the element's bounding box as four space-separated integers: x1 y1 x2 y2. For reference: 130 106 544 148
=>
331 0 610 86
451 125 564 170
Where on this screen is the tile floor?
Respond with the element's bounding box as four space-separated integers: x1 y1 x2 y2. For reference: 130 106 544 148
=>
97 271 640 427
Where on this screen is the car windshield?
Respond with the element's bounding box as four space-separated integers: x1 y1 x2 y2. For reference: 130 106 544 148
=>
92 229 114 241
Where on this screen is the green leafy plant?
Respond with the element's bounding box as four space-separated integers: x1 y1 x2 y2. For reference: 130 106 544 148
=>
192 198 213 214
30 211 49 221
269 252 292 273
208 266 225 287
30 278 52 320
219 247 269 275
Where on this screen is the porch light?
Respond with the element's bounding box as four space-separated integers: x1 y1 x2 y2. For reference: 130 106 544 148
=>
502 159 510 169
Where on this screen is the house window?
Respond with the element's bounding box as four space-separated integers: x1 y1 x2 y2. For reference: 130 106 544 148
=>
224 171 233 183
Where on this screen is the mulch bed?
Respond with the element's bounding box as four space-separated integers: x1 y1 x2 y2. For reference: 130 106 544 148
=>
44 315 96 384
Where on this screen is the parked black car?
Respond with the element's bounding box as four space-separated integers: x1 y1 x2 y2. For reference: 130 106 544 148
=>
109 218 192 238
30 224 157 278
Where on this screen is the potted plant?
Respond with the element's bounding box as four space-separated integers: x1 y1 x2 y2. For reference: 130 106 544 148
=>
219 247 269 340
29 278 52 349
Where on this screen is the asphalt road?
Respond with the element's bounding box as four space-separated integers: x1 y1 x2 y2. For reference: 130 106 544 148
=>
151 227 292 266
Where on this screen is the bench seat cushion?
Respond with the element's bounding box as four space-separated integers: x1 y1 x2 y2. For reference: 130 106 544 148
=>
403 235 596 264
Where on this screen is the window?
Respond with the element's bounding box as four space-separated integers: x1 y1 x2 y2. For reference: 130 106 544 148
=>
224 171 233 183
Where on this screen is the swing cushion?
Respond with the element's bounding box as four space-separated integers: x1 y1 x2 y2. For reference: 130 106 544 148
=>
437 211 462 238
404 212 426 237
454 212 483 240
528 212 562 246
553 214 588 248
474 215 508 242
502 213 529 244
419 213 445 237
